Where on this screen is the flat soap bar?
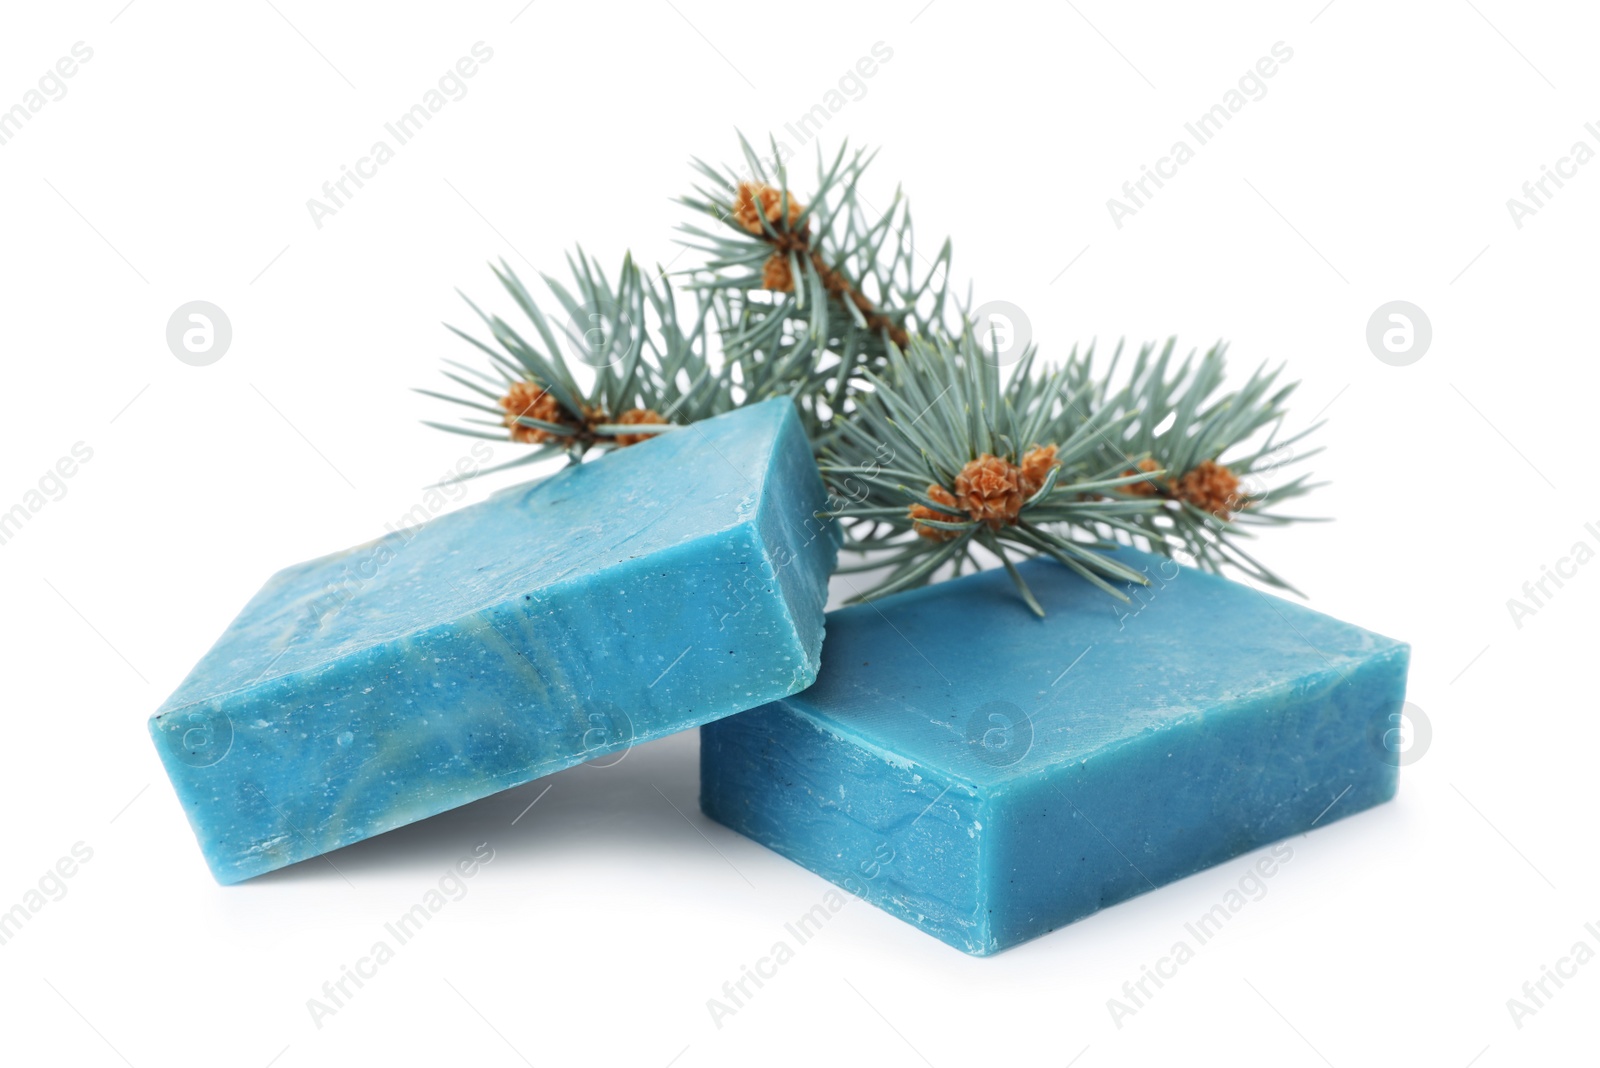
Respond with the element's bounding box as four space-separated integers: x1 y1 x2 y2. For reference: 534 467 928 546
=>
701 551 1408 955
152 398 836 884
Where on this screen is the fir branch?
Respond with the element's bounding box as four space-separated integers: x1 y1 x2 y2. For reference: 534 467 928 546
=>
1067 338 1325 592
422 251 731 471
418 137 1321 610
820 333 1167 616
677 135 955 438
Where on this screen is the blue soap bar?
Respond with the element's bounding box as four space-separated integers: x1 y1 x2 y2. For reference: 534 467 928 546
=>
701 551 1408 955
151 398 836 884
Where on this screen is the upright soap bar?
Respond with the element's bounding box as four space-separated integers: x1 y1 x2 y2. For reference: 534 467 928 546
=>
151 398 836 884
701 552 1408 955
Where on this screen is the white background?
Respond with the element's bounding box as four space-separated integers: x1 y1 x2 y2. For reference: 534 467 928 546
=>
1 1 1595 1065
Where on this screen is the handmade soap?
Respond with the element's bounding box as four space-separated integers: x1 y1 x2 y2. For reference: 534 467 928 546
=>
701 552 1408 955
151 398 836 884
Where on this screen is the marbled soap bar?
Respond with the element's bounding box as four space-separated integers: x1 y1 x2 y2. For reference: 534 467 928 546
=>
701 552 1408 955
152 398 836 884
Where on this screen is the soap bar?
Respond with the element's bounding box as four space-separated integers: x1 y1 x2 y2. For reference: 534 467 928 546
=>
700 552 1408 956
151 398 836 884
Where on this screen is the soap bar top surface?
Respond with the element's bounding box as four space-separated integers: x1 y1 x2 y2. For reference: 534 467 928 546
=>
701 550 1408 955
162 400 795 709
151 397 837 884
794 554 1404 782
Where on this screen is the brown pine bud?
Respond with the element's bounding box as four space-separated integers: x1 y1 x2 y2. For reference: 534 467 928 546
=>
761 253 794 292
909 484 963 541
954 454 1026 529
1018 444 1060 498
1173 459 1243 520
1121 457 1164 496
612 408 668 447
500 380 568 444
732 182 804 235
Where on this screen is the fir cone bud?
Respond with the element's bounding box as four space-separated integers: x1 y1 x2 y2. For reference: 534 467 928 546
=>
501 380 568 444
612 408 669 447
954 454 1026 529
909 484 962 541
733 182 804 235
